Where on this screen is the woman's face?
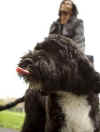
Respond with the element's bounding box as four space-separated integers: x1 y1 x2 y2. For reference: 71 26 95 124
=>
60 1 72 24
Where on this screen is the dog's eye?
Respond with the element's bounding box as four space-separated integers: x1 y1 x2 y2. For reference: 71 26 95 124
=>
27 64 32 69
20 58 33 68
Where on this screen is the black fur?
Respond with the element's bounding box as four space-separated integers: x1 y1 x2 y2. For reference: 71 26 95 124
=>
18 36 100 95
17 36 100 132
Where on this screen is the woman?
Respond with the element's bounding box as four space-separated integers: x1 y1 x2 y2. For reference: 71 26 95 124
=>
49 0 85 53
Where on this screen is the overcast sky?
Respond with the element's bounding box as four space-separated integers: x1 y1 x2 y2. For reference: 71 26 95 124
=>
0 0 100 98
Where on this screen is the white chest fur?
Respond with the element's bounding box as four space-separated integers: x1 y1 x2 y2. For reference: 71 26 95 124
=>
57 92 94 132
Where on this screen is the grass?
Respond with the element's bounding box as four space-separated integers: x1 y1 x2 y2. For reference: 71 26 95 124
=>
0 110 25 130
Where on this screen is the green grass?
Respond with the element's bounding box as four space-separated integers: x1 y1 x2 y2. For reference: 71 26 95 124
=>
0 110 25 130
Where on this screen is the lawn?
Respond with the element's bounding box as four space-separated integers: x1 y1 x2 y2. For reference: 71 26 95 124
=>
0 110 25 130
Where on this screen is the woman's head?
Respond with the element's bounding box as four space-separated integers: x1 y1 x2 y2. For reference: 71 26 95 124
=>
59 0 78 24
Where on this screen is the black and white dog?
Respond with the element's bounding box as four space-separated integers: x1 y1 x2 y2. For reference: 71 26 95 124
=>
17 35 100 132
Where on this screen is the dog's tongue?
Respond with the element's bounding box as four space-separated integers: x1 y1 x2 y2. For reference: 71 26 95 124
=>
16 67 30 75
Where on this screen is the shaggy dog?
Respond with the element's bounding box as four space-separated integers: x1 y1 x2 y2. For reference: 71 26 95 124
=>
2 35 100 132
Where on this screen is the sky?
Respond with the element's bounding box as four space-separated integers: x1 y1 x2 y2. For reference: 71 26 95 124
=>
0 0 100 98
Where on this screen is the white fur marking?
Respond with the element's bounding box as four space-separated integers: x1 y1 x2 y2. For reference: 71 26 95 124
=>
57 92 94 132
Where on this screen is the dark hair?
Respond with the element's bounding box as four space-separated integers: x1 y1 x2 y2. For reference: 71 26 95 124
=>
72 3 78 17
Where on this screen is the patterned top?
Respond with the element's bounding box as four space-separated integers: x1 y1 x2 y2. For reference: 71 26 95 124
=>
49 16 85 53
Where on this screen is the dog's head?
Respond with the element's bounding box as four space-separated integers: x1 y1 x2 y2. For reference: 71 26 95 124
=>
17 51 42 82
17 48 60 95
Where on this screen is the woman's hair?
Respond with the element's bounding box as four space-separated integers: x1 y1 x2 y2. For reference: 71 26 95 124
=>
72 3 78 17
